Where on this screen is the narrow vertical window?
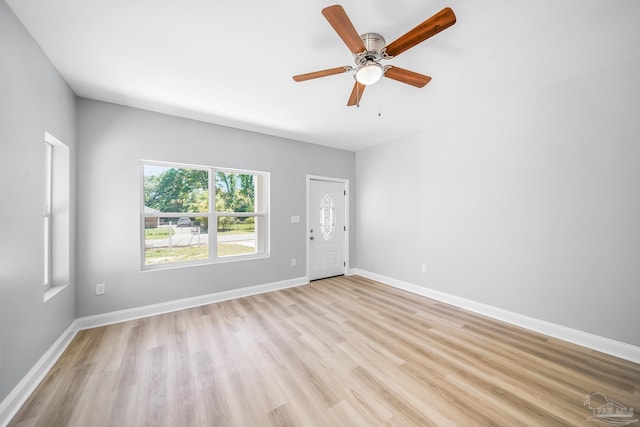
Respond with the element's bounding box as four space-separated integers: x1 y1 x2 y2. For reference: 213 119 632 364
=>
44 142 52 289
43 132 70 300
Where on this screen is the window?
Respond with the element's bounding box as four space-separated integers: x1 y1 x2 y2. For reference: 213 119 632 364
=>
141 161 269 269
215 171 268 257
43 132 70 299
44 142 52 288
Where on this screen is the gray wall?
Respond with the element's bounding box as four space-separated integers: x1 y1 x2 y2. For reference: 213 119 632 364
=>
0 2 77 402
356 57 640 347
76 99 355 316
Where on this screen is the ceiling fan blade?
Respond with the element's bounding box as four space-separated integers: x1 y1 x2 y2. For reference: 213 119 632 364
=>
347 81 366 106
384 7 456 58
293 67 349 82
384 66 432 88
322 5 366 54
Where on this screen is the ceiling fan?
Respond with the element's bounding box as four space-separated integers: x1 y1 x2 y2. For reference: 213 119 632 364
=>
293 4 456 107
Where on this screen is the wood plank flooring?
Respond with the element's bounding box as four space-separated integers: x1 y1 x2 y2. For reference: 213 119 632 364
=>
9 275 640 426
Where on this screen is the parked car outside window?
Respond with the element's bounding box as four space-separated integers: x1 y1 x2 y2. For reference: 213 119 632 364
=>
177 217 192 227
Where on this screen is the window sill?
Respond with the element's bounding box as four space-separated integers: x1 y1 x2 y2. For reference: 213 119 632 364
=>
141 253 270 272
44 283 68 302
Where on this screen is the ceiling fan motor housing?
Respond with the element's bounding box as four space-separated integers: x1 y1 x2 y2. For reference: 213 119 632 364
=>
355 32 386 66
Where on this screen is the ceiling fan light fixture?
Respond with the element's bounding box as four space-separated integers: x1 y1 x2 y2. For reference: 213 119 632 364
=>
355 62 383 85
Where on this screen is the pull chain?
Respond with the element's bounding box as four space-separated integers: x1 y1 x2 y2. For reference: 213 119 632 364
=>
377 79 382 117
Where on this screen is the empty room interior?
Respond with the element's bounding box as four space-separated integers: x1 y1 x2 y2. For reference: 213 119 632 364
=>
1 0 639 426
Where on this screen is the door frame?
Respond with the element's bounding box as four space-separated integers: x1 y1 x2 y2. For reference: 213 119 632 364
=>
306 175 350 281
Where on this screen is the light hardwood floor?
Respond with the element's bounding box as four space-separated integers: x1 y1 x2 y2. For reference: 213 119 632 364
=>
9 275 640 426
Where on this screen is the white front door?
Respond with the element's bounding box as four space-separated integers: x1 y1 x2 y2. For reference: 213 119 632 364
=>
308 179 346 281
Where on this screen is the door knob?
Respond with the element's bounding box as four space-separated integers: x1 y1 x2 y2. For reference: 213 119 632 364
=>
310 236 315 240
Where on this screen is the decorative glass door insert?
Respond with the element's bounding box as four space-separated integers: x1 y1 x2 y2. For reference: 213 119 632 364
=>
319 194 336 241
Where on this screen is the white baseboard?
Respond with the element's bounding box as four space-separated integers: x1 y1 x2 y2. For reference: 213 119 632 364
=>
351 268 640 364
75 276 308 330
0 322 78 427
0 276 308 427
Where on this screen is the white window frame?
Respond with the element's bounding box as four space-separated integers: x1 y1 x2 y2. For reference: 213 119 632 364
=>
140 160 270 270
44 132 70 300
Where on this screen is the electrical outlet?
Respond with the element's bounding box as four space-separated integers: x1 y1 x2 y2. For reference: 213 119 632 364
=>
291 258 297 266
422 264 428 273
96 283 106 295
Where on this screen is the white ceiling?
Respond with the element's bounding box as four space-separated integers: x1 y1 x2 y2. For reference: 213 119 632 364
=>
7 0 640 151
